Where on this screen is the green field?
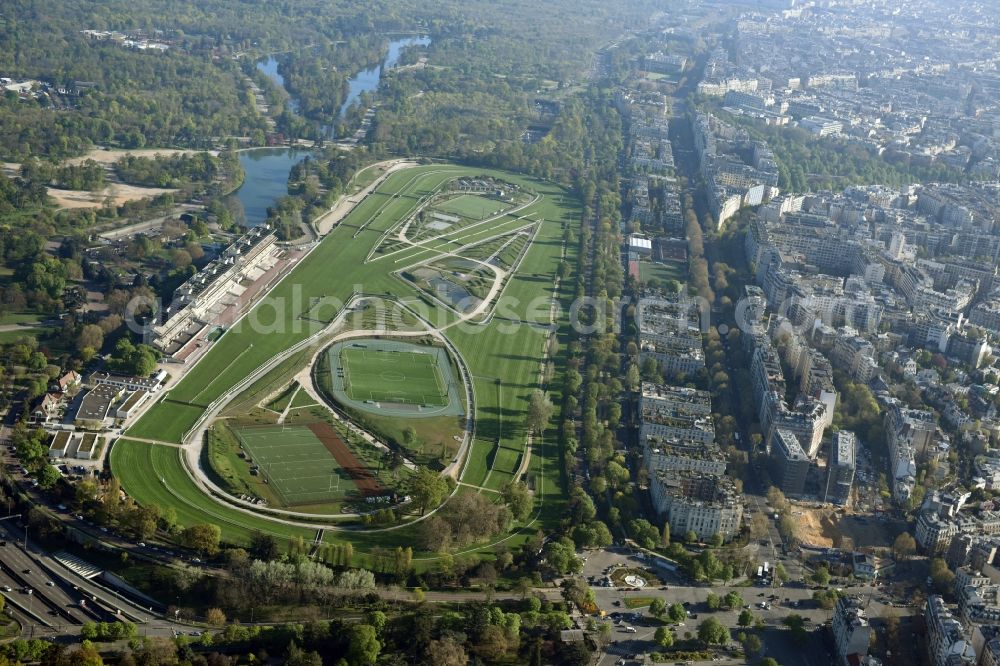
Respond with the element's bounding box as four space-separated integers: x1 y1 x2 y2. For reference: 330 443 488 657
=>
0 329 43 344
0 312 43 326
638 260 686 286
235 425 347 506
288 384 318 409
118 163 579 556
342 347 446 405
264 383 298 412
432 193 507 220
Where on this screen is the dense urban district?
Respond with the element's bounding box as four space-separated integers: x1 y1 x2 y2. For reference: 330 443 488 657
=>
0 0 999 664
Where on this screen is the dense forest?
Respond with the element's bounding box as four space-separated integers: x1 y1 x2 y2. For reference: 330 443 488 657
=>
114 152 224 188
0 0 660 160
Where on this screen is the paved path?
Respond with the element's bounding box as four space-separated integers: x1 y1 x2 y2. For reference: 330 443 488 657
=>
0 324 43 333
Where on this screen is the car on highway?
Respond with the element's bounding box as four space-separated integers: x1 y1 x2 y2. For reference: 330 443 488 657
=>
1 586 10 592
45 581 55 587
22 569 31 574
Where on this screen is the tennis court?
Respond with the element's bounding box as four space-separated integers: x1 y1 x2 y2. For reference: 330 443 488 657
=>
235 424 381 505
342 346 447 406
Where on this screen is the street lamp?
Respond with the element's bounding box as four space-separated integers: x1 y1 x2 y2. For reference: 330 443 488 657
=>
0 514 24 550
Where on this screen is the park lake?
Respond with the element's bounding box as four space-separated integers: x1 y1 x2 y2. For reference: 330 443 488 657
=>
234 147 312 227
256 36 431 122
240 37 431 226
337 36 431 118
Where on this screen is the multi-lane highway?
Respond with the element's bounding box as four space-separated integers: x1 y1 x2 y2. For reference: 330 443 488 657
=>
0 517 184 638
0 540 106 631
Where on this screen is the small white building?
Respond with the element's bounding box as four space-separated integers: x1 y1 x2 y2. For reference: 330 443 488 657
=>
48 431 72 459
628 235 653 256
76 433 99 460
115 390 149 420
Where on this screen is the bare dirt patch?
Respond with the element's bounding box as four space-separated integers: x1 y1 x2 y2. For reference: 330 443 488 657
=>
307 422 385 496
796 508 833 548
796 507 906 550
64 147 216 166
48 183 178 209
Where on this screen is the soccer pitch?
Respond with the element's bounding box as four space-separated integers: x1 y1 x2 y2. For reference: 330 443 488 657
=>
236 425 349 506
342 347 446 406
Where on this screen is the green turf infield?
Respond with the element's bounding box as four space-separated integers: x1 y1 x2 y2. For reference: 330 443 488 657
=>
432 194 507 220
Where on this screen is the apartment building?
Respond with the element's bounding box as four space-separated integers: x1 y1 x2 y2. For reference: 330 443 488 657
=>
926 595 976 666
832 596 873 666
824 431 856 506
648 469 743 542
769 428 810 497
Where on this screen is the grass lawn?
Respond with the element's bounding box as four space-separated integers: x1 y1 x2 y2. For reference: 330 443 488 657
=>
483 469 515 491
134 400 210 443
623 596 656 609
463 438 496 487
0 312 42 326
289 384 318 409
491 446 522 476
433 193 507 220
264 383 298 412
0 329 42 343
342 347 446 405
